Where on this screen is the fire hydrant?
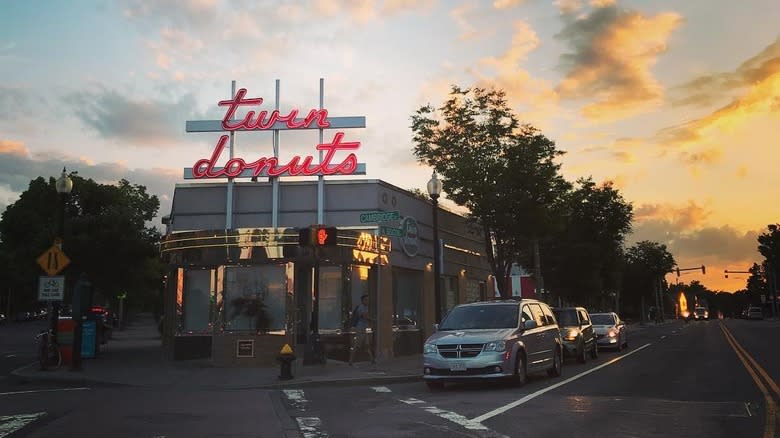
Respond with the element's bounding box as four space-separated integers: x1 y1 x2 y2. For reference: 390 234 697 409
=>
278 344 296 380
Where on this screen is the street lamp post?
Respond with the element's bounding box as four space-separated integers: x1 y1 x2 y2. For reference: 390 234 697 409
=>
427 172 443 324
52 168 73 356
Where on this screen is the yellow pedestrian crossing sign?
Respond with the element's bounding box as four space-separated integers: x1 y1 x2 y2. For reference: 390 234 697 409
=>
37 244 70 276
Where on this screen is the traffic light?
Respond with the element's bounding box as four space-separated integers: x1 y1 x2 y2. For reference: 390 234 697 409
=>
298 226 338 246
701 265 706 274
316 227 337 246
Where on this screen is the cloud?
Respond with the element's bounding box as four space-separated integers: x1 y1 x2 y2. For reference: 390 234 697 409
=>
0 140 30 158
629 204 760 273
590 0 615 7
64 89 205 146
671 36 780 108
581 136 641 163
680 147 722 165
634 201 710 231
494 0 526 9
451 3 480 41
555 6 683 121
554 0 583 14
122 0 218 28
0 143 179 228
0 87 46 121
656 37 780 152
473 21 559 126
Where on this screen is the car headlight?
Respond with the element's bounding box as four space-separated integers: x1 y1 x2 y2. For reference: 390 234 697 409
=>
608 329 617 338
565 328 580 341
423 343 438 354
483 341 507 352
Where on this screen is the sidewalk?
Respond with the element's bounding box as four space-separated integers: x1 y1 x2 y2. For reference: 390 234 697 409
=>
11 314 422 390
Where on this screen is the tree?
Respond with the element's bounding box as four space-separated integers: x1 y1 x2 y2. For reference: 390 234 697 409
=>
758 224 780 305
0 175 163 314
620 241 676 320
543 178 633 308
411 86 569 297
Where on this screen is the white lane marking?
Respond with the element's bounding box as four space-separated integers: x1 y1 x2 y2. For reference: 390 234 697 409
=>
0 387 90 396
472 343 652 423
0 412 46 437
672 331 677 334
423 406 488 430
283 389 308 411
400 398 425 404
372 386 392 393
660 335 667 340
399 398 507 436
283 389 306 401
4 355 17 358
745 402 753 417
296 417 329 438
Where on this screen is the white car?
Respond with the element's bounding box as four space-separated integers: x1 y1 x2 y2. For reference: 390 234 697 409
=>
590 312 628 351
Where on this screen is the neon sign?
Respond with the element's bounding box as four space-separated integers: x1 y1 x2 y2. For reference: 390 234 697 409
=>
186 88 365 179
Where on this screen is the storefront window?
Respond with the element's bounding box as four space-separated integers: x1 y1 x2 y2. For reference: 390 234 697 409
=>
393 269 422 328
183 269 211 333
349 265 371 330
318 266 343 331
224 265 287 332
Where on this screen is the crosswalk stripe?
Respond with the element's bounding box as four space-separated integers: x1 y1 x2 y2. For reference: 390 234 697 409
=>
0 412 46 437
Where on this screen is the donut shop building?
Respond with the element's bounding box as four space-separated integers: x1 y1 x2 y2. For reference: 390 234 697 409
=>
159 81 492 366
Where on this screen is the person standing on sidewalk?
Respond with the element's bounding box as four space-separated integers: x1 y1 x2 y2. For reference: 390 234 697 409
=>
349 295 375 365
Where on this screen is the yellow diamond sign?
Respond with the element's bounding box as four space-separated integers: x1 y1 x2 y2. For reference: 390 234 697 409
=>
37 244 70 276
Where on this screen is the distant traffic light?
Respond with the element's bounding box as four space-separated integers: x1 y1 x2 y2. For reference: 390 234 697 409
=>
701 265 706 274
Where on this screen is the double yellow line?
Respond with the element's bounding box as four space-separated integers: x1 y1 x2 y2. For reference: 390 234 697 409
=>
720 322 779 438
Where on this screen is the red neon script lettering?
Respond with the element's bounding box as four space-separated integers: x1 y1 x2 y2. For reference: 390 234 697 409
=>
192 132 360 178
218 88 331 131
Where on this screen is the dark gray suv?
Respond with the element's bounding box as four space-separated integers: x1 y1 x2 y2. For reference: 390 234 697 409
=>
423 299 563 389
553 307 598 363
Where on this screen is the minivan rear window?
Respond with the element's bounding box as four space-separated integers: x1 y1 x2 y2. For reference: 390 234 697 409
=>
439 305 518 330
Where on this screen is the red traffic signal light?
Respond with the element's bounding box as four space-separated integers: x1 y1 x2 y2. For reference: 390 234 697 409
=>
298 226 338 246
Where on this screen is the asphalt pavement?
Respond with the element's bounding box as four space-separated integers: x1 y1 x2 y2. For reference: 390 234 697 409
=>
4 316 773 437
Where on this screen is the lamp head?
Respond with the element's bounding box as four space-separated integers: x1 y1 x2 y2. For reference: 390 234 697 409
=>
56 167 73 194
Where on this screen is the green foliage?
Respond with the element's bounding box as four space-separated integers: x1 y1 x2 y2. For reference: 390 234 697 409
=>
0 174 163 313
619 241 676 318
543 178 633 307
411 86 569 297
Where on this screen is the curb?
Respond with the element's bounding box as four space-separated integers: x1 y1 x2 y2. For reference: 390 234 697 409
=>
10 362 135 388
10 361 421 390
252 374 421 390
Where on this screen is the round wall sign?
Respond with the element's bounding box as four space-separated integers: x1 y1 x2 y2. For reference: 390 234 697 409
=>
401 216 419 257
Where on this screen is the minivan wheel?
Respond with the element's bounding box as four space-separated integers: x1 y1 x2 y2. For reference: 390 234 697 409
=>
577 341 587 363
547 348 562 377
515 353 527 386
590 343 599 359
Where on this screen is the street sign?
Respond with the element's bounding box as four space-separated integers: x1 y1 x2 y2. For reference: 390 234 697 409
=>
359 210 400 223
379 225 403 237
38 275 65 301
36 244 70 276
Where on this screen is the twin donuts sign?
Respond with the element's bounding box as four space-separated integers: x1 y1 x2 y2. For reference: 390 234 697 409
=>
184 87 366 179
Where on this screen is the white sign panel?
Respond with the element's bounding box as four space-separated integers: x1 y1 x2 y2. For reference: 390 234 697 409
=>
38 276 65 301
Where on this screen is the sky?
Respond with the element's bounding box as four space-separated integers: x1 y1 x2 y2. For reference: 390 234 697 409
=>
1 0 779 293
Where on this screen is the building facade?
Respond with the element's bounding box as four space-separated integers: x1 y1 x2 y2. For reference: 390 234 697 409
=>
160 179 492 366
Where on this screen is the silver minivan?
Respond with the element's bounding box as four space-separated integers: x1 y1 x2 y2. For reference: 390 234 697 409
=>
423 299 563 389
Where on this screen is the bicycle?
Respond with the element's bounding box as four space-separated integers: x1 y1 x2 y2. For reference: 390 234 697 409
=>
35 329 62 370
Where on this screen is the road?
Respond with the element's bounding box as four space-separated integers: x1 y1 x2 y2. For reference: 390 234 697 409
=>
0 318 778 437
278 319 778 438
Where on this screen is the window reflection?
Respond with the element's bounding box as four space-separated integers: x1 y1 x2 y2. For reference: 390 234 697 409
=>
224 265 287 332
